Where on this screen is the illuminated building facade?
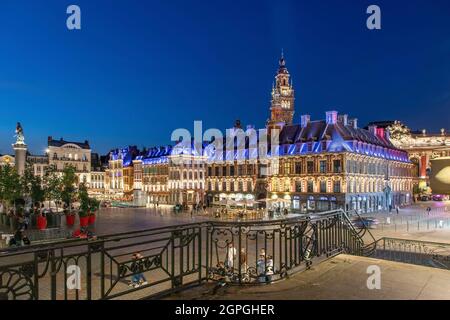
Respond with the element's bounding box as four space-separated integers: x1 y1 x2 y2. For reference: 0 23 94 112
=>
27 155 49 177
106 146 139 199
132 144 207 206
204 112 414 213
101 54 416 213
0 154 15 167
267 52 295 130
134 146 171 205
203 56 414 213
46 137 92 184
168 143 207 206
375 121 450 195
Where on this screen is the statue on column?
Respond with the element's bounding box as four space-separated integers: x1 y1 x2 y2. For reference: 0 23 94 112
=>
15 122 25 145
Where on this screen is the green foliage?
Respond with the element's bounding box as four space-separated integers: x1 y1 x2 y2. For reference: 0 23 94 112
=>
61 165 77 207
43 165 62 205
88 197 100 214
78 183 90 217
0 164 23 209
21 164 44 205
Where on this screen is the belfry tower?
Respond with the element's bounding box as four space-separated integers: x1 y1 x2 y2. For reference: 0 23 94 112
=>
267 51 295 130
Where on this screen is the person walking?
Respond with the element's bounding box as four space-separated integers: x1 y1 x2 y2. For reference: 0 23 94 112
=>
396 206 399 215
128 253 148 288
225 243 236 270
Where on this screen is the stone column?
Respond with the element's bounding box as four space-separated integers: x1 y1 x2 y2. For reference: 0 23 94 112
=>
419 154 428 178
13 143 27 176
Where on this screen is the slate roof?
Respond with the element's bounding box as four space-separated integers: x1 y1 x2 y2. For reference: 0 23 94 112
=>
48 137 90 149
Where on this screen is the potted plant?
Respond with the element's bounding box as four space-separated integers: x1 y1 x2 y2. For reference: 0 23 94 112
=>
65 208 76 227
79 208 89 227
37 209 47 230
59 165 77 228
88 198 99 225
78 183 90 227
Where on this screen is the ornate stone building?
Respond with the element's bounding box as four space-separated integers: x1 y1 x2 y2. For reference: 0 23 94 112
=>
203 56 415 213
46 136 92 184
133 146 171 205
106 146 139 199
373 121 450 194
204 112 414 213
267 52 295 131
104 54 416 213
132 143 207 207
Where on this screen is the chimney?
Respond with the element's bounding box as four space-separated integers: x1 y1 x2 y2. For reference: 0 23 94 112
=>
348 118 358 129
338 114 348 125
325 111 338 124
84 140 89 145
301 115 311 128
368 125 377 135
385 128 391 141
48 136 52 142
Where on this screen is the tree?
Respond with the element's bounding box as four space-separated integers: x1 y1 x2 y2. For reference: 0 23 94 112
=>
43 165 62 210
30 175 45 206
78 183 90 217
21 164 44 207
61 165 77 210
0 165 23 211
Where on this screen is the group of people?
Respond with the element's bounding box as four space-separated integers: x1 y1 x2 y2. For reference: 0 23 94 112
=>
216 243 274 283
6 206 32 247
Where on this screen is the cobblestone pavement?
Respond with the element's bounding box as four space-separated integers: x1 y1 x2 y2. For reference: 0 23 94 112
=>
357 201 450 243
2 201 450 242
2 202 450 300
166 254 450 300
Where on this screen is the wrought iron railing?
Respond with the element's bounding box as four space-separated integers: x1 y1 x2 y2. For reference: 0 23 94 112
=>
0 209 366 300
367 237 450 270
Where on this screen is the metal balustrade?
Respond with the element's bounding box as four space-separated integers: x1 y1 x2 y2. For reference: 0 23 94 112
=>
367 237 450 270
0 210 366 300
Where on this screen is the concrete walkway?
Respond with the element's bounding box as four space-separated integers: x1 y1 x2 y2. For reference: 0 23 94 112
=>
167 254 450 300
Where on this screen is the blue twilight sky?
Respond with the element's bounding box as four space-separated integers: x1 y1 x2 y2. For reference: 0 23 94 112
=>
0 0 449 155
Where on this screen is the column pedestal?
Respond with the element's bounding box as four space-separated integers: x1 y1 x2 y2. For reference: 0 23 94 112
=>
13 143 27 176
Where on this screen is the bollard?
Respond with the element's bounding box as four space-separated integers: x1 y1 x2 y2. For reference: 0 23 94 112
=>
407 220 409 232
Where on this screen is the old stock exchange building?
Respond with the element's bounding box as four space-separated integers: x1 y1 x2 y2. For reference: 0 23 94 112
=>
204 55 415 213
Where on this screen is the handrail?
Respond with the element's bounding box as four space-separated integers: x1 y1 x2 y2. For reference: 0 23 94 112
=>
0 210 347 256
0 209 369 300
365 237 450 270
341 209 377 255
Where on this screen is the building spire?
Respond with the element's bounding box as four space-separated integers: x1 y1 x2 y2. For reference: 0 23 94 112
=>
279 48 286 68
